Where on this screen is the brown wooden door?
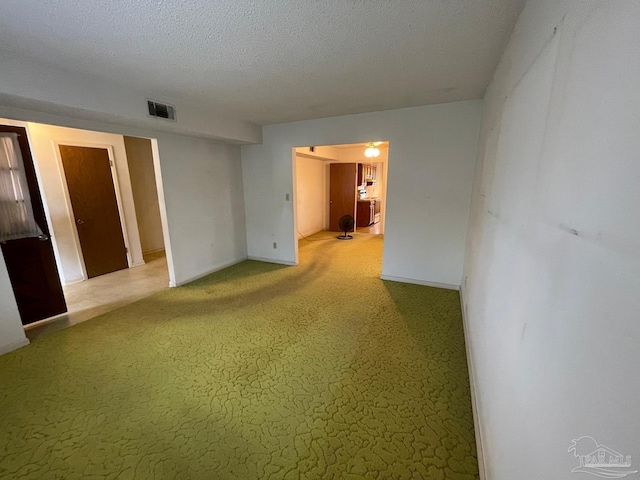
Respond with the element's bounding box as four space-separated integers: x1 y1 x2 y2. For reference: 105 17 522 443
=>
329 163 357 232
0 125 67 325
59 145 128 278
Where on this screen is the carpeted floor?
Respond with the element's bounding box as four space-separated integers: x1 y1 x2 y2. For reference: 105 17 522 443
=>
0 232 478 479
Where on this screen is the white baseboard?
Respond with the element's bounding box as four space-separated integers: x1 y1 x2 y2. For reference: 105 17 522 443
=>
247 256 296 266
379 274 460 291
62 275 85 286
131 261 146 268
172 257 248 287
459 286 487 480
143 248 165 255
297 228 324 239
0 337 30 356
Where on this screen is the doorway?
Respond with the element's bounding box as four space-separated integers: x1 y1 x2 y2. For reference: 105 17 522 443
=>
0 124 67 325
293 141 389 264
0 118 172 334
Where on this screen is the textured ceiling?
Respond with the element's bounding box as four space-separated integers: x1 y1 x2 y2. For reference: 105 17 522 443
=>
0 0 524 125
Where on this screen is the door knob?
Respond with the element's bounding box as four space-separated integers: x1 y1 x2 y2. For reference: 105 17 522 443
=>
76 219 85 225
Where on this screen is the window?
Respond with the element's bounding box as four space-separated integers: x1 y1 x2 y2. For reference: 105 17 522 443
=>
0 133 42 242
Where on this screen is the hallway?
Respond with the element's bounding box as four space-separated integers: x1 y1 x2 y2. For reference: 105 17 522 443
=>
25 252 169 341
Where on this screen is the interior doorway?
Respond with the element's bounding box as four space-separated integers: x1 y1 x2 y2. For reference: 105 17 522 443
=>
293 141 389 262
0 117 171 334
0 124 67 325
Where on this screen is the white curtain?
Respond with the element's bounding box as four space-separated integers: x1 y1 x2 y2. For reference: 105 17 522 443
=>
0 133 43 242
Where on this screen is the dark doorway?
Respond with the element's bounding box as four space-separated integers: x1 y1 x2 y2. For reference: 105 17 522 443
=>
0 125 67 325
329 163 357 232
59 145 128 278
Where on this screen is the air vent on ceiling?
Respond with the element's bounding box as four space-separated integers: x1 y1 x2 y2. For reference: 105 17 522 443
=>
147 100 176 121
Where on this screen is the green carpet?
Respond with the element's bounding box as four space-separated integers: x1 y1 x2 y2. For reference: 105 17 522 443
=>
0 233 478 479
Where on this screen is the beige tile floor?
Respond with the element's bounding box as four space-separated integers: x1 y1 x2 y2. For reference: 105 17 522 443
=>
25 251 169 341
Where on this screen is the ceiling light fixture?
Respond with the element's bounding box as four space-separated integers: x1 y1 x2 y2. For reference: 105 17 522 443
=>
364 142 381 158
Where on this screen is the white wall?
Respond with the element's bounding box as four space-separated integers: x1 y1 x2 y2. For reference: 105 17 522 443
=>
294 155 327 238
242 101 482 286
124 136 165 254
156 134 247 286
25 122 144 284
0 254 29 355
461 2 640 479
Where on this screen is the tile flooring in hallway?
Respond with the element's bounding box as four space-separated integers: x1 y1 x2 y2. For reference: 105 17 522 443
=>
25 251 169 341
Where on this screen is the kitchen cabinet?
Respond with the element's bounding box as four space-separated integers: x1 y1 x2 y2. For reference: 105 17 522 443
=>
357 200 375 227
357 163 377 186
356 199 381 227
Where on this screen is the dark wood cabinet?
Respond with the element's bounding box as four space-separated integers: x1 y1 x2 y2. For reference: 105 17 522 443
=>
357 199 380 227
356 198 382 227
357 163 377 186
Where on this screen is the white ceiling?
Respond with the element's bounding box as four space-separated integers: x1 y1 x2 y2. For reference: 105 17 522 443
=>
0 0 524 125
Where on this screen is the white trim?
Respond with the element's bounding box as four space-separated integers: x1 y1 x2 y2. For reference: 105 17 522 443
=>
130 260 146 268
291 148 300 265
142 247 165 255
149 139 176 289
297 228 324 239
379 274 460 291
62 275 84 286
171 257 247 287
18 123 68 285
0 337 29 356
459 286 487 480
52 140 87 281
105 145 133 267
247 255 296 266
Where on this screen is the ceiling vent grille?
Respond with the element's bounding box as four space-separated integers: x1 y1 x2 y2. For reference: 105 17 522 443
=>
147 100 176 121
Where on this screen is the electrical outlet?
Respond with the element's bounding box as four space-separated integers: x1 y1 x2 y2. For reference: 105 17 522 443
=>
273 242 277 249
285 193 290 201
